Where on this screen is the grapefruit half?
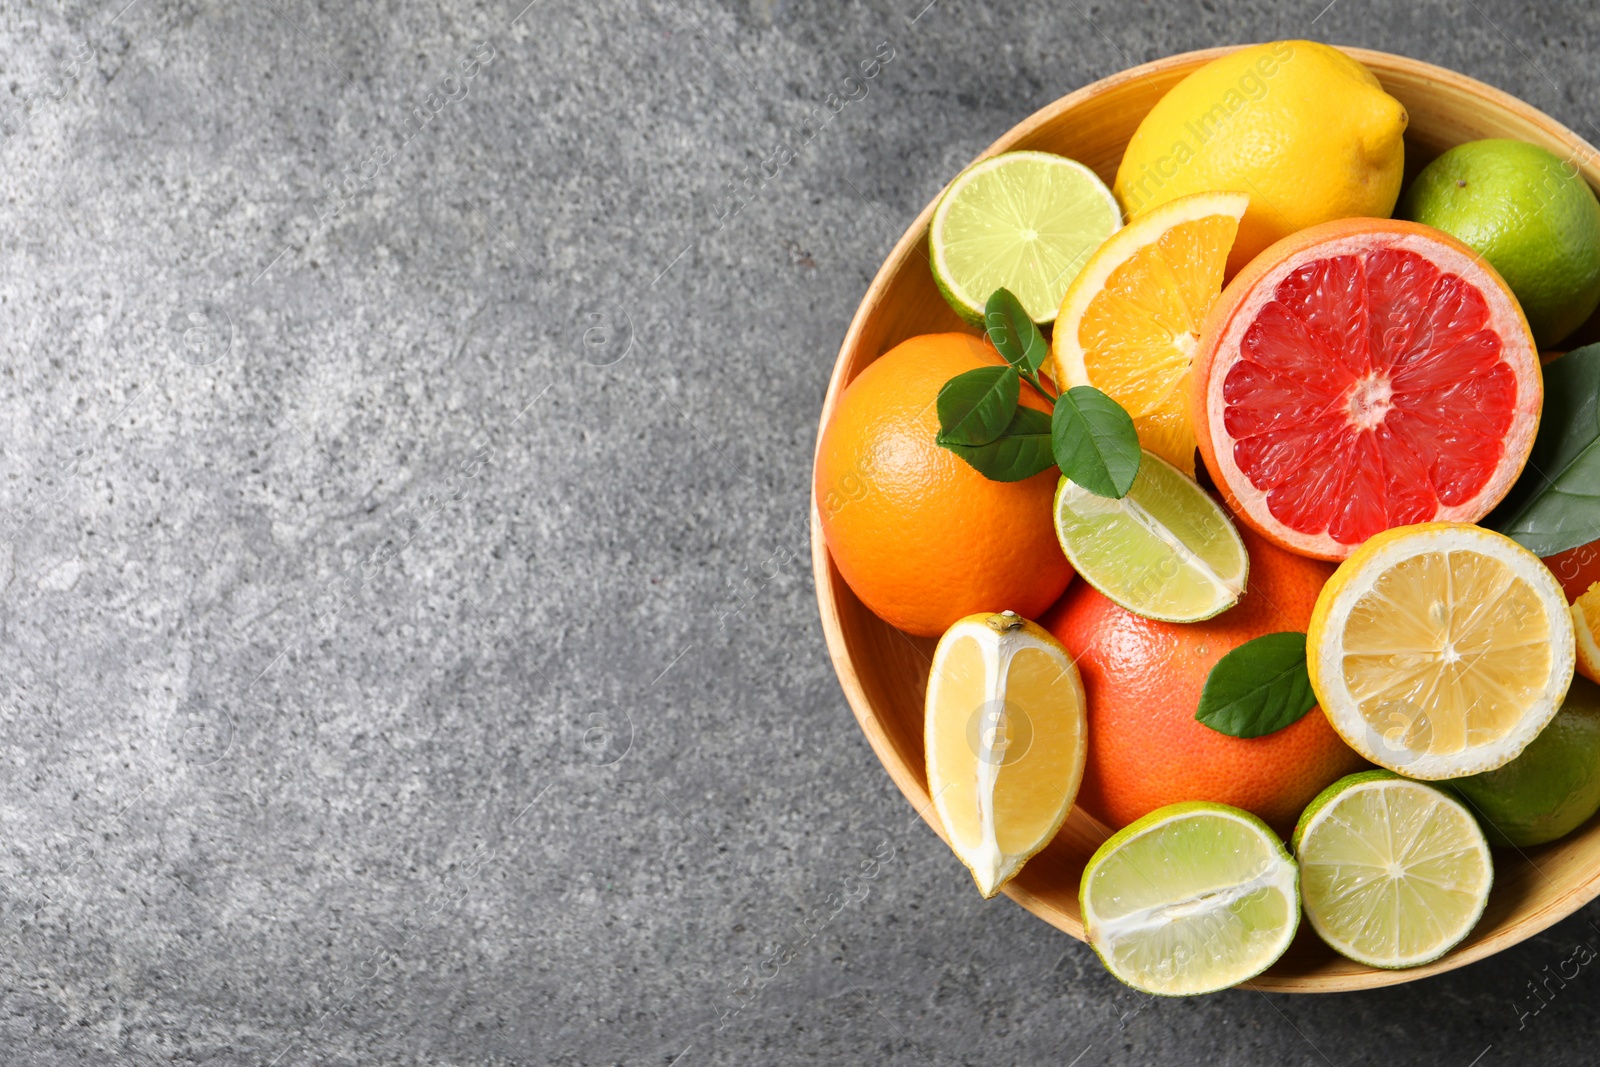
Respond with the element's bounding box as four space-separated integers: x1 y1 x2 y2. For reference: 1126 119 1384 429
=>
1192 218 1541 561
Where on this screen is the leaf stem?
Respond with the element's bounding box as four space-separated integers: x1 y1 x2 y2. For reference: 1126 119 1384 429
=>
1020 369 1057 406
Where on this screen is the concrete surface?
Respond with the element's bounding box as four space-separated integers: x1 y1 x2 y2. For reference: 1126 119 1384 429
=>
2 0 1599 1063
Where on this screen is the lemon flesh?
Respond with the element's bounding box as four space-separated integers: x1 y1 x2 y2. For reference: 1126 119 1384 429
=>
1080 802 1299 996
1053 449 1247 623
925 612 1087 897
929 151 1121 326
1293 771 1492 969
1308 523 1575 779
1051 191 1246 473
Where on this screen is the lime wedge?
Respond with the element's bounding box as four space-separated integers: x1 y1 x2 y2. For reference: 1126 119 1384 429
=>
929 151 1121 326
1053 449 1248 622
1292 771 1493 969
1080 801 1300 996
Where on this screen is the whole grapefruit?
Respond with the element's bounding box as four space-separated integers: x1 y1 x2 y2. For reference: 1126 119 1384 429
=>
1043 524 1366 833
815 333 1073 637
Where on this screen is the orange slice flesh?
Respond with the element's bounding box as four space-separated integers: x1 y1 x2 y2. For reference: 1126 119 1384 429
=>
1051 191 1247 474
1575 581 1600 685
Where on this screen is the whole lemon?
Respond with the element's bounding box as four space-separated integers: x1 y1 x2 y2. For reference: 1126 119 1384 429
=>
814 333 1072 637
1115 41 1408 275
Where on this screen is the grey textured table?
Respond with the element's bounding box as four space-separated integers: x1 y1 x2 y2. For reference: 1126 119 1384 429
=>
3 0 1599 1063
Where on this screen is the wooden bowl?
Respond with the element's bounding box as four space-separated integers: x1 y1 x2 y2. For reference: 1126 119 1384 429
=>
811 46 1600 993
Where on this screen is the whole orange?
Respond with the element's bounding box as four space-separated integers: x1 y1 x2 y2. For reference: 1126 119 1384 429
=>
1043 524 1366 834
815 332 1072 637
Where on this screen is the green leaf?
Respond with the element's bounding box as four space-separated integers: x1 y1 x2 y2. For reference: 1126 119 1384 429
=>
939 405 1055 482
936 365 1020 448
1487 344 1600 556
1195 632 1317 739
984 289 1050 376
1051 386 1141 498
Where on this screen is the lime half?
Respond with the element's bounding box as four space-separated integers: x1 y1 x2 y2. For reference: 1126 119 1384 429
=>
1292 771 1493 969
1080 801 1299 996
1053 450 1248 622
930 151 1121 326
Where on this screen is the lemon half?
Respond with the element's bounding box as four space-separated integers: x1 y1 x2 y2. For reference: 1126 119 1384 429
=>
1307 522 1575 780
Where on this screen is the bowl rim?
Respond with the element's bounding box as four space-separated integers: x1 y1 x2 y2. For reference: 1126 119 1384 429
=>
809 43 1600 993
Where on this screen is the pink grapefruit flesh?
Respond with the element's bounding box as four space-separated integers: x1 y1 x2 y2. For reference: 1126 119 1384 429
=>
1193 219 1541 561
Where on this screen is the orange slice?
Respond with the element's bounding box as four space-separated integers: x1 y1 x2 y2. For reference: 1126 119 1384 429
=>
1575 582 1600 685
1049 191 1247 474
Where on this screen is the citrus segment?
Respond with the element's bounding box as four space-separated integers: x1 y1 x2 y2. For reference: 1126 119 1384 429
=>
925 612 1087 897
1080 802 1299 995
1293 771 1492 969
1306 523 1576 779
1053 192 1247 473
929 151 1122 325
1194 219 1541 560
1052 449 1247 622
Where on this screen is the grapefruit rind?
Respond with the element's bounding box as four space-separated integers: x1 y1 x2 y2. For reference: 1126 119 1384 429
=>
1306 523 1576 780
1194 220 1541 562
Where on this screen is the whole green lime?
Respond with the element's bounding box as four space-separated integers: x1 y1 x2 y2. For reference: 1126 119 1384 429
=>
1448 674 1600 847
1399 138 1600 347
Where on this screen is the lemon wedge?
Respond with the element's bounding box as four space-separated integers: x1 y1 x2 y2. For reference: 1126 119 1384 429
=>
925 611 1087 897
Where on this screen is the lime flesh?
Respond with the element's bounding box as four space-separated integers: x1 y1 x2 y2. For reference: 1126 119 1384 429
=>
1292 771 1492 969
930 151 1121 326
1053 450 1248 622
1080 801 1299 996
